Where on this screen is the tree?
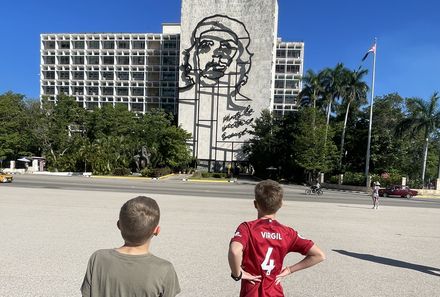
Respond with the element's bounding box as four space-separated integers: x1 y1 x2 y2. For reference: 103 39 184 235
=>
0 92 32 160
298 69 326 129
294 108 338 180
339 68 368 170
396 92 440 185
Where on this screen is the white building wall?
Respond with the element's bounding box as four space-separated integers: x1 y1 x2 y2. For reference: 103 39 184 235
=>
178 0 279 168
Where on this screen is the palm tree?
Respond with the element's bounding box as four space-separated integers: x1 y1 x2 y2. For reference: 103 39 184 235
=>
396 92 440 185
298 69 326 129
339 68 369 170
321 63 348 144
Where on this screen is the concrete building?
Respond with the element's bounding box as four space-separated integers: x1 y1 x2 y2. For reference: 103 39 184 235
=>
178 0 279 169
40 24 180 114
274 39 304 116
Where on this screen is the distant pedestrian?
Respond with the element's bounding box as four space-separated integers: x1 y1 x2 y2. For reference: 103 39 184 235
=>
372 181 380 209
228 180 325 297
81 196 180 297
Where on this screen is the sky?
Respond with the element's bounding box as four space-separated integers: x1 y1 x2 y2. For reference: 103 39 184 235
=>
0 0 439 101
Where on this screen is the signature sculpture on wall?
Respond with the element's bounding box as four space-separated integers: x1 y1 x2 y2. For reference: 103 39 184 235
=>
180 14 255 162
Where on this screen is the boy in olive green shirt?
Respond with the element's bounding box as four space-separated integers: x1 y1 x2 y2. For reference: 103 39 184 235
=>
81 196 180 297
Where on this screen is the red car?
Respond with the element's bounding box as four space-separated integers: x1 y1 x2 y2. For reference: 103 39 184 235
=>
378 185 418 199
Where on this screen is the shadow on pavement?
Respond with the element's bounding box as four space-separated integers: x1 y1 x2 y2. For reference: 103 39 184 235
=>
333 249 440 277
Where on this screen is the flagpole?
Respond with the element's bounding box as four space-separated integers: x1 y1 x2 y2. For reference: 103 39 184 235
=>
365 38 377 187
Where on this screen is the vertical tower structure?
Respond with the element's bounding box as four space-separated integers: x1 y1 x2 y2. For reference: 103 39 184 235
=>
178 0 279 170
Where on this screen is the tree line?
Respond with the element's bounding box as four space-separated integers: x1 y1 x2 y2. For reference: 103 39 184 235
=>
0 93 192 175
244 64 440 188
1 62 439 185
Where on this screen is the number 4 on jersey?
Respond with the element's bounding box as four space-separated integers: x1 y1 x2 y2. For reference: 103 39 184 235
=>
261 247 275 275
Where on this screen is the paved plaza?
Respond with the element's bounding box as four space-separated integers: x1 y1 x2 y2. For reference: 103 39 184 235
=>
0 186 439 296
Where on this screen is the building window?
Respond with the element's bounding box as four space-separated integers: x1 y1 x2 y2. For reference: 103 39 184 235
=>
117 56 129 65
58 86 69 94
131 103 144 112
59 71 70 80
162 88 175 97
73 56 84 64
44 41 55 49
44 71 55 79
131 88 144 96
116 87 129 96
87 56 99 65
275 80 284 89
102 71 114 80
103 56 114 65
132 72 144 81
87 41 100 49
59 56 70 64
287 50 300 58
132 41 145 49
285 95 296 104
117 72 129 80
162 72 176 81
59 41 70 49
43 86 55 95
73 41 85 49
117 41 130 49
163 56 177 65
275 65 285 73
88 72 99 80
163 41 177 49
286 65 300 74
285 80 298 89
44 56 55 64
276 50 285 58
274 95 283 104
102 87 113 95
87 87 99 95
73 71 84 80
132 56 145 65
73 87 84 95
103 41 114 49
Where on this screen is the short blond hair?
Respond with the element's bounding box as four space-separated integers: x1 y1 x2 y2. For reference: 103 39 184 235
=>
254 180 283 214
118 196 160 245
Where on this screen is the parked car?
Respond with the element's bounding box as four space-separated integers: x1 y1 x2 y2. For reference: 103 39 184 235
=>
378 185 418 199
0 171 13 183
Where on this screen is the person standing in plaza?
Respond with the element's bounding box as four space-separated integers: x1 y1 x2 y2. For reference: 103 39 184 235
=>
228 180 325 297
372 181 380 209
81 196 180 297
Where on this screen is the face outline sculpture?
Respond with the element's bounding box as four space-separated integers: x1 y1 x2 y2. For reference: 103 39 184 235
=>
195 29 239 84
181 14 253 99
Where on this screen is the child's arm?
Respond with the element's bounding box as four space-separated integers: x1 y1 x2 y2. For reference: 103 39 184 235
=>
228 241 262 284
275 244 325 285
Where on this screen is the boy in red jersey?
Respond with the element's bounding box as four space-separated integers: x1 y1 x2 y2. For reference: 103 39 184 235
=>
228 180 325 297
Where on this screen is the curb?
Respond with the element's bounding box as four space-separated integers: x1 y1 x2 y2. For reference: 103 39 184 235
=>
184 178 232 183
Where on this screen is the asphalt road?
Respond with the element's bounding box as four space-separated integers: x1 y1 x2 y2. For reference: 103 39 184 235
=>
4 174 440 209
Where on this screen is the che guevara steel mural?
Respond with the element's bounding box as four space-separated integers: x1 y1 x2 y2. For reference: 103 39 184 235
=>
180 14 255 162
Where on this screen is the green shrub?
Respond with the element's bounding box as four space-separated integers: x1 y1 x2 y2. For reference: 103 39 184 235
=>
113 168 131 176
201 172 210 178
140 167 152 177
212 172 226 178
343 172 366 186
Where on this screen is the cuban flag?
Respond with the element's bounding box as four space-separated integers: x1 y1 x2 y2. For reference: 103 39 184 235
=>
362 43 376 61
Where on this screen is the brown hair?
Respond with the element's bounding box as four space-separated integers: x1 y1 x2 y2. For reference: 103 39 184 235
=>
118 196 160 245
254 180 283 214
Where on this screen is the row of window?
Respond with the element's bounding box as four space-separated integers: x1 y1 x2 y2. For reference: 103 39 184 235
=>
42 86 177 97
276 49 301 58
42 56 178 66
274 95 297 104
274 80 300 89
275 65 300 74
42 71 177 81
43 40 178 50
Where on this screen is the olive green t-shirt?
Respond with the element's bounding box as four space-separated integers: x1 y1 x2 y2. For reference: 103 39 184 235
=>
81 249 180 297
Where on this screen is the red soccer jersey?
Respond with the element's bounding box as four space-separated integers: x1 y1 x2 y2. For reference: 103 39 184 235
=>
231 218 314 297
